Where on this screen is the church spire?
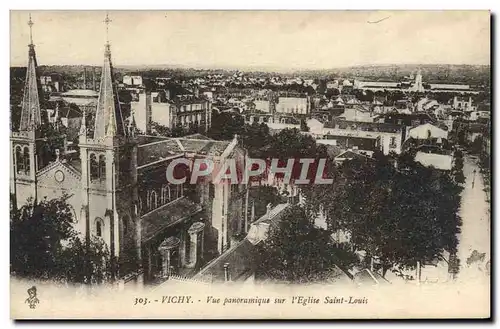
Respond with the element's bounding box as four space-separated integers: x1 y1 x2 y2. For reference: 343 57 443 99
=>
93 12 126 139
19 13 42 132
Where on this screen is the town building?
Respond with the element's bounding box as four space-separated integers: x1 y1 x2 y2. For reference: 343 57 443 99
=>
308 118 405 155
131 87 212 134
453 96 475 112
123 75 143 87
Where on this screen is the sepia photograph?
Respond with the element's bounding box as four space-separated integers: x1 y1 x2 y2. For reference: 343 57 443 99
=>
8 10 491 319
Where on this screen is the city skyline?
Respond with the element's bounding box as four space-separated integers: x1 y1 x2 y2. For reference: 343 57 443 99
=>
10 10 490 69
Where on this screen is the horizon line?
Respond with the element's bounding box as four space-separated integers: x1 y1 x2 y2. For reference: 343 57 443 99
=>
10 62 491 71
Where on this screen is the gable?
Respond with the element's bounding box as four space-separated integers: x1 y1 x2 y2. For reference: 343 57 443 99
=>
37 160 82 190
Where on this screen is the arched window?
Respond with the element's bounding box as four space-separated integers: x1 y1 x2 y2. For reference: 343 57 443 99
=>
98 155 106 180
161 185 171 204
148 190 158 211
90 154 99 180
15 146 24 174
95 217 104 237
23 147 30 175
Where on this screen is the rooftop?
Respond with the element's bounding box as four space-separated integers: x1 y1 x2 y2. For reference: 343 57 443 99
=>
136 134 235 168
61 89 99 97
141 197 203 243
194 204 290 283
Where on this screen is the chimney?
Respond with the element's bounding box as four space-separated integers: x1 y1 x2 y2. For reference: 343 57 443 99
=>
223 263 230 282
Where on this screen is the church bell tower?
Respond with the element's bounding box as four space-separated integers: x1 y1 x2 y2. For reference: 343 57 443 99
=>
78 13 139 281
10 14 43 208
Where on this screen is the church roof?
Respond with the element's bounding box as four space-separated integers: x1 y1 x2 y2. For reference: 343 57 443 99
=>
136 135 234 168
137 139 183 167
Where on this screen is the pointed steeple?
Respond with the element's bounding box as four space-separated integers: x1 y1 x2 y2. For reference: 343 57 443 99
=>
19 13 43 132
93 13 126 139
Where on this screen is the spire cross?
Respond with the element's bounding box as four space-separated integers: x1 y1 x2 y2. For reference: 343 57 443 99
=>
28 13 34 45
103 13 112 44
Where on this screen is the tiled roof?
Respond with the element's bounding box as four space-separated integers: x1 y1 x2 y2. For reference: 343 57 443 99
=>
141 197 202 243
137 139 183 167
136 135 233 168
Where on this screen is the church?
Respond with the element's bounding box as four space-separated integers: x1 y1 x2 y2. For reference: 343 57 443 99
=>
10 15 250 285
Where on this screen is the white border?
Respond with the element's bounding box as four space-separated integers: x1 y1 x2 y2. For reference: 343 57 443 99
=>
1 1 498 328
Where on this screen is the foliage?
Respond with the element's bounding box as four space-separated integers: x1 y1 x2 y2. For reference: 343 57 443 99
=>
249 185 284 219
150 121 171 137
240 122 272 158
452 150 466 184
256 206 358 283
471 135 484 155
10 195 111 284
208 111 245 140
59 235 111 284
303 152 463 274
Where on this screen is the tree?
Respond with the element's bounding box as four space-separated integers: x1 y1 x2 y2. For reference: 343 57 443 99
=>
304 153 463 277
208 111 245 140
10 195 111 284
255 206 358 283
59 236 111 284
240 122 272 158
151 121 172 137
11 196 76 280
471 135 484 155
452 150 465 184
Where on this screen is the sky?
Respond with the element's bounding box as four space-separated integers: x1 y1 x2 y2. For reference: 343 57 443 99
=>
10 10 491 70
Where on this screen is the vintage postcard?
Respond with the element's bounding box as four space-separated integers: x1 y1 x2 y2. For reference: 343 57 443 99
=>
10 10 491 319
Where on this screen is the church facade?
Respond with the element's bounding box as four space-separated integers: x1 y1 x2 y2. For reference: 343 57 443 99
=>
10 20 250 285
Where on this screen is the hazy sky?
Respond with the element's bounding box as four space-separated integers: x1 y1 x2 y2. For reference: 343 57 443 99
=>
10 10 491 69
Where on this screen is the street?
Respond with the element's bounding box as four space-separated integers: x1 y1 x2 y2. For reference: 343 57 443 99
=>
455 155 491 282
